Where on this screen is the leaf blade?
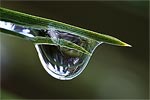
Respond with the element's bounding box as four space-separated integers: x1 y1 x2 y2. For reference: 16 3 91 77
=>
0 7 131 47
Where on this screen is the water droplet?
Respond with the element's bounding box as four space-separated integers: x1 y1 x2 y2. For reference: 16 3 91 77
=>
35 30 101 80
0 21 101 80
0 21 34 37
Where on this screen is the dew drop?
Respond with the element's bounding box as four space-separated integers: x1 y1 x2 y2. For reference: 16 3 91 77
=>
35 30 101 80
0 21 101 80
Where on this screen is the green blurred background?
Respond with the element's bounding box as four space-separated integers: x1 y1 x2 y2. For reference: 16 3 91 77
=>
0 1 149 99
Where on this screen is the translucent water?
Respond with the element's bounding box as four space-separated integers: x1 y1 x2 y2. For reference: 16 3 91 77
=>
35 31 100 80
0 21 101 80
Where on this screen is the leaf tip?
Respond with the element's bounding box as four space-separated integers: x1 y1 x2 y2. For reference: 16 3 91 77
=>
124 43 132 47
121 42 132 47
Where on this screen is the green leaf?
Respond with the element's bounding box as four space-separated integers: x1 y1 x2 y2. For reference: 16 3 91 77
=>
0 28 90 55
0 7 131 47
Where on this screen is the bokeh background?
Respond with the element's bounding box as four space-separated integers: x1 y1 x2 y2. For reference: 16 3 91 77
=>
0 1 149 99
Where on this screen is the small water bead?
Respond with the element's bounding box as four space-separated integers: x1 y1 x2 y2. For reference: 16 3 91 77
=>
0 21 101 80
0 21 34 37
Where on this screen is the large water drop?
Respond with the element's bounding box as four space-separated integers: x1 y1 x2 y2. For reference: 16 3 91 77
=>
0 21 101 80
35 30 100 80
